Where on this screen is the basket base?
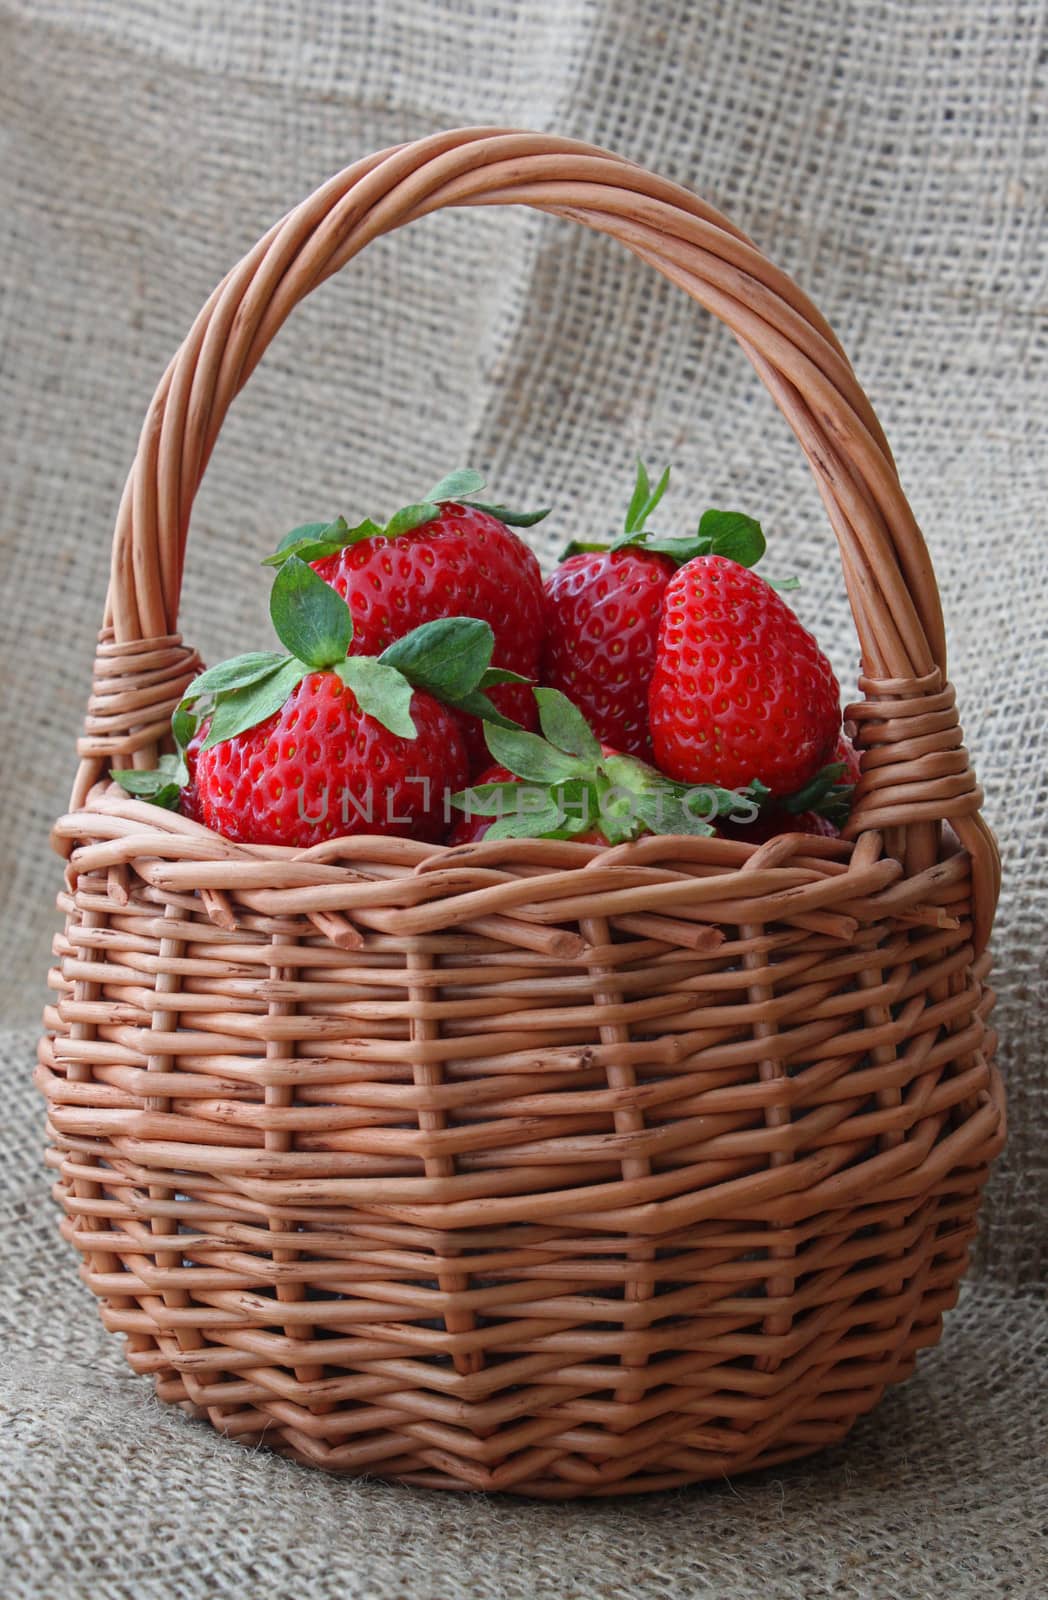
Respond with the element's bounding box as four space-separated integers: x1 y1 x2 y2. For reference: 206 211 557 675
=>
150 1317 942 1498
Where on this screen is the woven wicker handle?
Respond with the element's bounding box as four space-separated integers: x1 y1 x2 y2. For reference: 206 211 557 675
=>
78 126 998 944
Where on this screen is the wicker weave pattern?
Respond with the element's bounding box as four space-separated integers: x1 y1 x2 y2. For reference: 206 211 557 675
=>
39 129 1005 1496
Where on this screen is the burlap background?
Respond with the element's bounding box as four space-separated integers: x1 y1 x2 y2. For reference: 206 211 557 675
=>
2 2 1045 1595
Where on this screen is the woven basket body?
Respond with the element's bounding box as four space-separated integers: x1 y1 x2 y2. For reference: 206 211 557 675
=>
40 129 1005 1497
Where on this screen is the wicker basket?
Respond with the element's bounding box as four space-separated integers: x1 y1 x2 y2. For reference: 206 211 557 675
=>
40 128 1006 1498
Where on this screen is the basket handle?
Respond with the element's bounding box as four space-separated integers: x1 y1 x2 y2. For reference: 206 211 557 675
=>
74 126 998 947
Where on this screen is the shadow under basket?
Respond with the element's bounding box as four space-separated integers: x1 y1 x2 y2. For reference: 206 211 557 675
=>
39 128 1006 1498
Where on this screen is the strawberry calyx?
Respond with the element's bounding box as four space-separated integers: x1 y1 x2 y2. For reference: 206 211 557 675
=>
111 556 531 808
780 758 856 829
560 458 769 570
450 687 767 844
108 752 187 811
560 460 800 590
261 468 550 569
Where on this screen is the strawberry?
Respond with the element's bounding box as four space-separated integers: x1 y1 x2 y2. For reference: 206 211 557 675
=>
543 462 770 758
192 672 465 846
265 470 547 769
447 689 763 844
111 556 518 848
649 556 841 797
543 549 674 759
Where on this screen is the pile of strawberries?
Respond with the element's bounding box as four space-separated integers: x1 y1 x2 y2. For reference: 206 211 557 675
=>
116 465 860 850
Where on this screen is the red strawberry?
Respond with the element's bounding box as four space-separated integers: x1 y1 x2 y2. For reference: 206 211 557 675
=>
543 548 675 758
268 471 548 769
649 556 840 797
542 462 770 759
194 672 466 847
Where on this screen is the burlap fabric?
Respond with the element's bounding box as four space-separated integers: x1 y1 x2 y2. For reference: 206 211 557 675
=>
1 2 1045 1594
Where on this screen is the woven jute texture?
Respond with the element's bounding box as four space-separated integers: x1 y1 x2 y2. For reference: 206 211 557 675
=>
2 0 1045 1592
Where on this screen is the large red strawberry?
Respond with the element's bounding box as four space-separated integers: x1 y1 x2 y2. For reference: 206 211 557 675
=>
266 470 546 768
112 557 505 847
543 463 770 758
649 556 841 797
193 674 466 846
446 689 762 845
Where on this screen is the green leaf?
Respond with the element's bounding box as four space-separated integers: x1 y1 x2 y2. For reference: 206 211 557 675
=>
768 574 802 592
559 539 612 560
449 749 776 846
484 799 571 841
261 517 359 568
424 468 486 503
478 666 532 688
599 755 754 839
335 658 417 738
782 762 846 813
623 459 651 536
697 509 766 569
110 752 187 810
201 658 309 751
386 501 439 538
596 756 669 839
633 787 715 837
549 778 600 834
262 517 385 567
453 775 588 842
782 762 853 825
534 688 602 761
110 754 185 793
127 781 180 810
344 517 385 545
269 556 353 667
183 653 287 701
469 501 551 528
452 777 598 839
379 617 494 703
610 508 769 570
419 468 550 526
276 520 340 555
450 779 528 818
622 459 671 537
453 689 525 730
483 723 592 783
636 534 709 564
172 703 197 753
